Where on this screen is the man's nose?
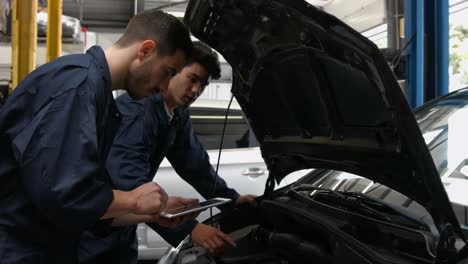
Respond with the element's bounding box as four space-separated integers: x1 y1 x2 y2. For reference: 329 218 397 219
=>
191 83 202 96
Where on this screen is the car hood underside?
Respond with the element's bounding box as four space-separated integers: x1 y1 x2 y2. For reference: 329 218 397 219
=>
184 0 465 241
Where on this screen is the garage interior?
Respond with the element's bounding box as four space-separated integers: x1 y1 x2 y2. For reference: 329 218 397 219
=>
1 0 468 263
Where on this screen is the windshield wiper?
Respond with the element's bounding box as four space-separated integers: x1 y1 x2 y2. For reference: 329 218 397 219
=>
294 184 429 229
311 189 393 222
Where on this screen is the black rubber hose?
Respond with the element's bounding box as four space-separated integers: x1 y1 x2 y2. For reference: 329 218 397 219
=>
256 229 331 263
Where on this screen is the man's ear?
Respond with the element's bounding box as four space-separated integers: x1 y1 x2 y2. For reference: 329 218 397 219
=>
137 40 157 61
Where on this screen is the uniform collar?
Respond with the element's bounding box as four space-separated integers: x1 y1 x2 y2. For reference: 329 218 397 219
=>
86 46 112 93
163 101 175 122
149 94 181 126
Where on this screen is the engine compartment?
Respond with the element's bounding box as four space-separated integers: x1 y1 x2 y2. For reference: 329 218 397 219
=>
176 225 329 264
173 189 437 264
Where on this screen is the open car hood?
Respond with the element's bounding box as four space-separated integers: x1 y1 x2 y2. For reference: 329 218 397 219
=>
184 0 465 240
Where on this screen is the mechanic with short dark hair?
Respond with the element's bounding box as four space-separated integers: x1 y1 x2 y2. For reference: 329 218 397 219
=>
86 41 257 263
0 9 196 264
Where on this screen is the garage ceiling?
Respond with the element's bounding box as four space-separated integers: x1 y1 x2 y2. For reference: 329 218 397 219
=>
63 0 386 32
322 0 386 32
62 0 189 28
145 0 188 12
146 0 386 32
63 0 134 28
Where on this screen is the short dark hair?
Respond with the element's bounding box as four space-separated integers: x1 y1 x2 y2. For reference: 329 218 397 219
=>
186 41 221 80
116 9 192 57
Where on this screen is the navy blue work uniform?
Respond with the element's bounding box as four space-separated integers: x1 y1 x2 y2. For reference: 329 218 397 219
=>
0 46 120 264
78 93 239 263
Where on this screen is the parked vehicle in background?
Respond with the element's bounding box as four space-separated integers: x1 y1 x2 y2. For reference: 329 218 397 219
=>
37 12 81 42
0 0 10 36
136 98 310 260
137 99 266 260
0 0 81 42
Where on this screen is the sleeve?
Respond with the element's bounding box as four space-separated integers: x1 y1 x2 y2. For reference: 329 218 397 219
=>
14 84 114 233
105 99 152 191
147 220 198 247
166 114 240 203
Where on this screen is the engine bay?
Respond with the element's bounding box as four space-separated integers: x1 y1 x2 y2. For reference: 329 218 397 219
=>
173 187 437 264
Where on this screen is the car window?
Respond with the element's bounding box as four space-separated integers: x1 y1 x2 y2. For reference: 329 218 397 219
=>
415 103 468 178
189 107 259 150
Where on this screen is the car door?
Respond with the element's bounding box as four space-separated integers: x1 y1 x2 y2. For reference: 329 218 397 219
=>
137 104 268 260
155 105 268 215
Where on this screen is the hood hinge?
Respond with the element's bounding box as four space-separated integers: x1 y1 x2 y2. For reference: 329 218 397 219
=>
435 224 458 264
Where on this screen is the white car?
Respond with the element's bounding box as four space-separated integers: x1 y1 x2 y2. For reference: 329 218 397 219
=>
37 12 82 41
137 99 309 260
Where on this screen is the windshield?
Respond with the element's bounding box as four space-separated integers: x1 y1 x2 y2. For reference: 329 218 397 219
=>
415 92 468 177
311 89 468 229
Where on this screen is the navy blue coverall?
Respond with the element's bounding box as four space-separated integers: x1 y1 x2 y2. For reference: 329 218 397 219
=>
78 93 239 263
0 46 120 264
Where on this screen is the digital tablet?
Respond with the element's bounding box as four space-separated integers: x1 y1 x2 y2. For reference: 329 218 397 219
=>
160 198 232 219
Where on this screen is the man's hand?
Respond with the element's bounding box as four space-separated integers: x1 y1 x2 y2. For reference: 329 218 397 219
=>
102 182 169 220
130 182 167 215
235 194 257 206
191 223 236 255
165 196 199 212
148 196 199 228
